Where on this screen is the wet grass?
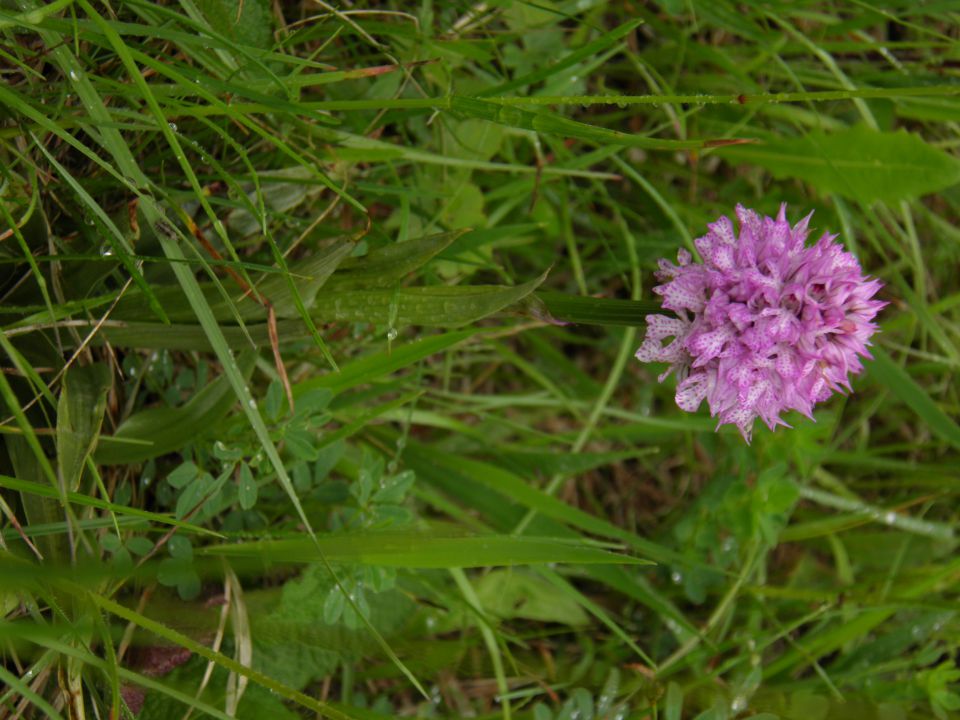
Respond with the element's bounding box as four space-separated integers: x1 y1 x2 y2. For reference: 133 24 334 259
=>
1 2 959 719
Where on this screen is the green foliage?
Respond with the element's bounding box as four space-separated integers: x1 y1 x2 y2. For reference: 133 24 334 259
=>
671 466 797 604
717 126 960 205
918 661 960 720
95 352 255 465
1 1 959 718
474 569 589 625
253 564 414 689
140 656 302 720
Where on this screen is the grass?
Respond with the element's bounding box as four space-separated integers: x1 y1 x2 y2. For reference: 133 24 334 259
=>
1 1 959 719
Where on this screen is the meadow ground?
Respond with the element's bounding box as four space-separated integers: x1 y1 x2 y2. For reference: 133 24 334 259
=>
1 1 959 719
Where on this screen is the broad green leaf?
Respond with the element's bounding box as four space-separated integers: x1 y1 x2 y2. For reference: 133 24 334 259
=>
195 0 275 53
106 251 530 333
94 351 256 465
717 126 960 204
238 462 257 510
56 363 111 492
311 272 547 327
226 166 321 237
112 240 352 322
327 231 466 291
6 437 67 562
531 291 660 326
199 530 645 568
474 569 589 625
297 329 476 394
255 240 354 317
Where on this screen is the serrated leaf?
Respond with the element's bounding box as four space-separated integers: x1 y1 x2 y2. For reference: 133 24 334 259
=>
717 126 960 204
253 565 414 692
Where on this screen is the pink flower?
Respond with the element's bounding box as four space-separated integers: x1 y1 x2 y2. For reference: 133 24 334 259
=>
636 204 886 442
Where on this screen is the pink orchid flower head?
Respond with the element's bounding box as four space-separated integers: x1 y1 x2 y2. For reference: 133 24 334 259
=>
636 204 886 442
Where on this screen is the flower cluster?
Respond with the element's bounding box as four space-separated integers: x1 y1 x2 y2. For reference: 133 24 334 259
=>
636 204 886 442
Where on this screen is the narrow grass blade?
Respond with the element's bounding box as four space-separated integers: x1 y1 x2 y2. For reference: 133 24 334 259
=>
199 531 646 568
869 347 960 450
0 475 222 537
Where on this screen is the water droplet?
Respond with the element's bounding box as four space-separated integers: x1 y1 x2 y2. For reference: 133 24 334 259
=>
168 122 178 131
883 511 897 525
671 570 683 584
100 246 113 257
247 398 257 410
386 327 398 341
68 69 79 81
731 695 747 713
